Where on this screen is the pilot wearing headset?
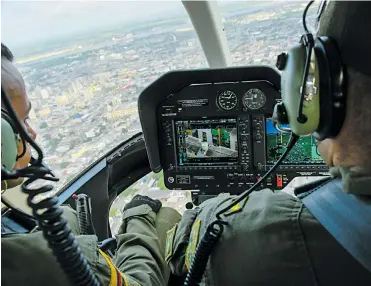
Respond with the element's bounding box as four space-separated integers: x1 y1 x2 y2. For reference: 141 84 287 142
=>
1 43 181 285
1 43 36 191
166 2 371 285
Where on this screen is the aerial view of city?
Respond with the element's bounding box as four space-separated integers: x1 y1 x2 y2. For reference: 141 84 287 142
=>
2 1 320 231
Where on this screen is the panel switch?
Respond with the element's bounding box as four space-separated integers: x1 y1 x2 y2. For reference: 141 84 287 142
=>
276 175 283 188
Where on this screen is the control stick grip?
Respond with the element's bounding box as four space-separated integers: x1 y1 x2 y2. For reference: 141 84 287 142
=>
73 194 96 235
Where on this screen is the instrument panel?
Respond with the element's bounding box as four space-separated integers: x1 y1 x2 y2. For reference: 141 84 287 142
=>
157 80 328 193
137 67 329 195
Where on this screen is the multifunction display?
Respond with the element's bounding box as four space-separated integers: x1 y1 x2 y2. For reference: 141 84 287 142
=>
175 119 238 166
265 119 323 165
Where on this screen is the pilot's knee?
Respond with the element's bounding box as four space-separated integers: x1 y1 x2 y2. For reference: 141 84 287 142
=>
155 207 182 255
156 207 182 226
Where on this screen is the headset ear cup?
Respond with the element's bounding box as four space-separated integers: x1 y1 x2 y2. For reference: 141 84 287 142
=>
278 42 321 135
1 117 19 171
312 36 346 140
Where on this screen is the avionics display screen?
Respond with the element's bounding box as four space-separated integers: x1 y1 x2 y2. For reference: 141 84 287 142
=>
266 119 324 165
175 119 238 166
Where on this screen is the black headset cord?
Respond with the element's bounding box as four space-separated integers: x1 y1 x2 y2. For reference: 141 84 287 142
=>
183 133 299 286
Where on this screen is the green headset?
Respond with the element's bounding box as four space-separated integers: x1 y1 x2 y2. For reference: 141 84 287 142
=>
1 107 20 171
1 86 28 176
272 0 346 141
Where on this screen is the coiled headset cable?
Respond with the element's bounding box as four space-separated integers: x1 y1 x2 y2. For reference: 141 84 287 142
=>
183 133 299 286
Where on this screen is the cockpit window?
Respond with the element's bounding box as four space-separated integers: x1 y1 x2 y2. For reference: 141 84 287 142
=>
218 1 320 66
2 1 207 205
110 171 192 235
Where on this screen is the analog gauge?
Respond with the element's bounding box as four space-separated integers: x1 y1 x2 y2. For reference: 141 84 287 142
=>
243 88 266 110
217 90 238 110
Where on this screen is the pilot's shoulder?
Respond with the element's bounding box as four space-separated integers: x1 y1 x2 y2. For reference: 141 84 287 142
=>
222 188 303 228
226 187 300 212
195 189 301 223
250 187 301 207
193 189 302 236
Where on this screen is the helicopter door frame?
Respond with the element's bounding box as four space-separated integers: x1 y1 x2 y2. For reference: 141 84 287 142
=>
182 0 231 68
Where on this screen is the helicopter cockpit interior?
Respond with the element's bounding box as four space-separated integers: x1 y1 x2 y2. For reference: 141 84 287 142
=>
4 0 371 284
5 0 371 284
1 0 330 244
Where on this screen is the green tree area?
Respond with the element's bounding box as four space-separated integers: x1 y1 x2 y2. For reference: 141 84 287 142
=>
157 176 167 190
118 171 169 196
152 171 163 180
48 138 61 149
152 171 168 191
39 122 48 129
120 186 137 197
109 208 117 217
60 162 69 169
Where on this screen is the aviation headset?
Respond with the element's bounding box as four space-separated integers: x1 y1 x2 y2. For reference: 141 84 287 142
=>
272 0 346 141
1 88 30 177
1 108 19 171
1 86 30 178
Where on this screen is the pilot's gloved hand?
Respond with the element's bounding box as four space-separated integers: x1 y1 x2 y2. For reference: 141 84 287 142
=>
124 195 162 214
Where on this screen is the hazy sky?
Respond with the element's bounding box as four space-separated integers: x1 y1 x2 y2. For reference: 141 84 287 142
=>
1 1 187 47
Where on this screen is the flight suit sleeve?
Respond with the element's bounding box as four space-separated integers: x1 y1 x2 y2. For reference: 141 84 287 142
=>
1 231 109 286
165 194 232 276
2 203 168 286
61 204 166 285
165 207 199 276
107 204 168 286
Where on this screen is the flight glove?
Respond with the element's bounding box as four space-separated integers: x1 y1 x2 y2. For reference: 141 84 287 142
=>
124 195 162 214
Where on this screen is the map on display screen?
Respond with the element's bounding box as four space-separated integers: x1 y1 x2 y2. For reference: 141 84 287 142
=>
265 119 323 165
